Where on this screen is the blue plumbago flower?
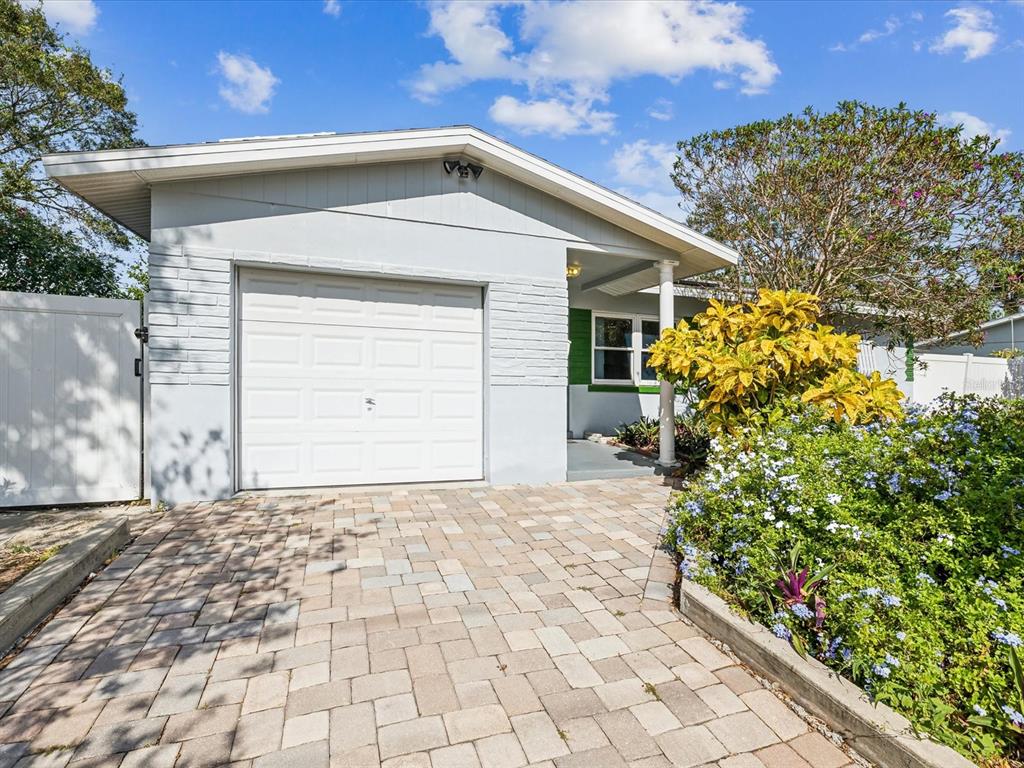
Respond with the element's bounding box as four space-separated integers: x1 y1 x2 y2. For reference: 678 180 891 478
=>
936 533 955 545
993 598 1008 611
934 490 953 502
790 603 814 620
860 587 882 598
771 623 791 641
730 541 748 553
1001 705 1024 727
682 500 703 517
823 636 844 659
895 631 907 641
991 630 1023 647
881 594 902 608
872 664 891 678
863 471 879 489
734 556 750 575
841 648 853 661
826 493 842 505
1001 545 1021 558
884 653 900 668
973 704 987 717
909 477 926 486
887 474 902 494
916 572 936 585
836 592 853 602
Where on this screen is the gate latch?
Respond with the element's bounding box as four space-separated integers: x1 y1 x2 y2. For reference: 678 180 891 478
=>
134 358 143 377
134 326 149 344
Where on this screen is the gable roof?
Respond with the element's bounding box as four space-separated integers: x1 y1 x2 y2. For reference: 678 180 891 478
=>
41 125 737 275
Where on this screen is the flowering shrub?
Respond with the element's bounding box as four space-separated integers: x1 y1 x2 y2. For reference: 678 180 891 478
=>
645 289 903 434
666 395 1024 762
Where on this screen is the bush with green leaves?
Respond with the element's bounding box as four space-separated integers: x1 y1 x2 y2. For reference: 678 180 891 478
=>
614 414 710 471
666 395 1024 762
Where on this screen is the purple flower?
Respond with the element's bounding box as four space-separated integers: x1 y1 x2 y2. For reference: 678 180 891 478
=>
991 630 1023 647
1002 705 1024 727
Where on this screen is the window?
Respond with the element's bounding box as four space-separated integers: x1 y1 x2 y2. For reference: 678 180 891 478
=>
593 314 662 385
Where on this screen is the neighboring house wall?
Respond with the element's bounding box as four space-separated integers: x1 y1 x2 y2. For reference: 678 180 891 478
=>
919 318 1020 357
146 160 673 502
565 284 705 436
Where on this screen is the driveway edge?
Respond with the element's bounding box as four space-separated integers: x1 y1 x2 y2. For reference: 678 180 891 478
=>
0 517 131 654
646 546 976 768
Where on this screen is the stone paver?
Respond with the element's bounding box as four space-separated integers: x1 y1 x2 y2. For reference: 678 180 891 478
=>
0 479 861 767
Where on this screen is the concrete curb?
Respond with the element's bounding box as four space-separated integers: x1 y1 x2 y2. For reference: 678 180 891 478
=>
0 517 131 654
646 547 976 768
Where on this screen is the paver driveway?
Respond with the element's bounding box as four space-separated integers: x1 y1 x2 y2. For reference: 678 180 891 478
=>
0 479 857 768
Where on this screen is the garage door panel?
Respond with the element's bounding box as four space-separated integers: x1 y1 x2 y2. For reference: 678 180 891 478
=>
241 270 481 334
239 269 482 489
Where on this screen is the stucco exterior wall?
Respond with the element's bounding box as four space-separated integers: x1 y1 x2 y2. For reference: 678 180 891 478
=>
145 161 673 503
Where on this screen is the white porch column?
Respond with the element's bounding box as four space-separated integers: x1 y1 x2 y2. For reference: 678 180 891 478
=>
658 260 678 467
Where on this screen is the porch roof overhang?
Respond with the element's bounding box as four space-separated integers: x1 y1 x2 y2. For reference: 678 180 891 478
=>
42 125 737 280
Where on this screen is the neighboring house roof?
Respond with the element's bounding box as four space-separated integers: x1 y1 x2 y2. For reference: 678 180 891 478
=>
917 310 1024 348
41 125 737 275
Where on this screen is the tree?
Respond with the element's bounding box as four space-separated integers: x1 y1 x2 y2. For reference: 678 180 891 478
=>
673 102 1024 344
1 0 145 291
0 207 120 296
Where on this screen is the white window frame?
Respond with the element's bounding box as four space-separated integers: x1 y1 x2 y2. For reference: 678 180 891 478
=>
592 313 660 386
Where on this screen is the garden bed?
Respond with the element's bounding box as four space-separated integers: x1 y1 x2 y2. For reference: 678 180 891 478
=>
663 396 1024 766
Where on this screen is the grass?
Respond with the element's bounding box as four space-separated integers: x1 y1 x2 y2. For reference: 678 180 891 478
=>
0 543 62 593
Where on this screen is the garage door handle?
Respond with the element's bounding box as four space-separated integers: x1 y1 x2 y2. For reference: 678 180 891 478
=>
364 397 375 407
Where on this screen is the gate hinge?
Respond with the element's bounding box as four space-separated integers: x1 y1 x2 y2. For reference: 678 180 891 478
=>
134 326 149 344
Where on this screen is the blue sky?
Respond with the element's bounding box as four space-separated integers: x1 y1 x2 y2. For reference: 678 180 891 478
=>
32 0 1024 220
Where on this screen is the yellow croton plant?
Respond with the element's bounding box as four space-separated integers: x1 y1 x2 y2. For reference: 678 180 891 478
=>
645 289 904 434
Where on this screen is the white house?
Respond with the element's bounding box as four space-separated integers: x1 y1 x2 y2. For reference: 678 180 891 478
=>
43 127 736 504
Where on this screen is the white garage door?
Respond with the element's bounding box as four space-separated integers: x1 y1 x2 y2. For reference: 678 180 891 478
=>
238 269 483 489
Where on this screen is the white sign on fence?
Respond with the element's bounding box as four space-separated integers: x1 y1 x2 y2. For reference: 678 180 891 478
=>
0 291 142 507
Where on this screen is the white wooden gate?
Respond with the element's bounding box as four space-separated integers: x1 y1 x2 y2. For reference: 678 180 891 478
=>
0 291 142 507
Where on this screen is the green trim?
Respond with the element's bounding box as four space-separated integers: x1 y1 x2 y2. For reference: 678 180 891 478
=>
568 308 592 385
588 384 661 394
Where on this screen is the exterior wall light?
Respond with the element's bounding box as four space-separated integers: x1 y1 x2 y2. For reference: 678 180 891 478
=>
566 264 582 279
443 159 483 180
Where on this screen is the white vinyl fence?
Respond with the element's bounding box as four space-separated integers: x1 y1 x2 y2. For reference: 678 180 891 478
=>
911 352 1011 403
0 291 142 507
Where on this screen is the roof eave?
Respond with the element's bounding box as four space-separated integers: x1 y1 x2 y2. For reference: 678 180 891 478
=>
41 126 738 268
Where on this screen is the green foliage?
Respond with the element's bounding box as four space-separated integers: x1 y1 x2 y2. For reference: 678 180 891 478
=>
666 395 1024 761
614 414 711 471
674 101 1024 344
646 289 904 434
0 207 121 296
1 0 142 258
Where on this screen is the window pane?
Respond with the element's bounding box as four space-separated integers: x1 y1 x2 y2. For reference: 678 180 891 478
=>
641 351 657 380
594 316 631 348
642 320 660 349
595 349 632 381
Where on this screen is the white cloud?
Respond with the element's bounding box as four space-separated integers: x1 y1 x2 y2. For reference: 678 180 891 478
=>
611 140 676 187
19 0 98 34
610 140 683 220
858 16 901 44
412 0 779 136
647 98 673 122
488 96 614 136
216 52 279 114
939 111 1011 143
931 7 997 61
323 0 341 16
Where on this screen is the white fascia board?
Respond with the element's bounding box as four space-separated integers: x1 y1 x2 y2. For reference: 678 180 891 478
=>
41 126 738 266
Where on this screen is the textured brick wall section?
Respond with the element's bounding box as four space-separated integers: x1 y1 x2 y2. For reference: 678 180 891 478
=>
146 245 568 388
